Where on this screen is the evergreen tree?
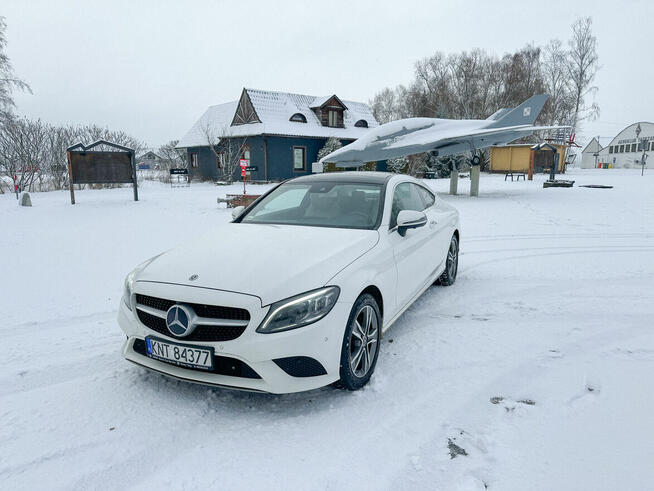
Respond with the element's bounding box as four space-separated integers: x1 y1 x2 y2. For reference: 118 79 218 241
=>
387 156 409 173
317 137 343 161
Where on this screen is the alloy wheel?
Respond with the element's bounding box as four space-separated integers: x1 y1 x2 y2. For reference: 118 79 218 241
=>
447 237 458 279
348 305 379 378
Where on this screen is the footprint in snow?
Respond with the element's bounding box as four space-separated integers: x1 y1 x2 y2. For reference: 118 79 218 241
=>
567 378 601 406
609 347 654 361
447 437 468 459
490 396 536 412
446 429 489 460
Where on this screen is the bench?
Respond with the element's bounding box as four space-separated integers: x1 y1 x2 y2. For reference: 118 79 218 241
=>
505 172 525 181
217 194 262 208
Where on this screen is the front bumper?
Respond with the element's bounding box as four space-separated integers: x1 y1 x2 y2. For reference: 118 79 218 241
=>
118 281 351 394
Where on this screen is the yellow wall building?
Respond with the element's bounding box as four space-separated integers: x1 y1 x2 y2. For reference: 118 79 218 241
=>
490 144 566 173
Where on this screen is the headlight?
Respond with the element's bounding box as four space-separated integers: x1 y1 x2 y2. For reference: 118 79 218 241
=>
257 286 340 334
122 254 163 311
123 269 137 311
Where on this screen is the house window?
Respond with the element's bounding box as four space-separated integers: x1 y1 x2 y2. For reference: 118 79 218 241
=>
290 113 307 123
608 146 613 154
293 146 306 171
328 110 339 127
650 141 654 151
354 119 368 128
190 152 198 168
619 145 624 153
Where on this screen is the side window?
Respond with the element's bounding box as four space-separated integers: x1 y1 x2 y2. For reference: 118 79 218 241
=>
390 183 424 228
417 186 435 209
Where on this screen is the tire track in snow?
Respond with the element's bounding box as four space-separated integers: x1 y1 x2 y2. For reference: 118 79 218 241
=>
461 247 654 271
0 311 123 397
464 232 654 242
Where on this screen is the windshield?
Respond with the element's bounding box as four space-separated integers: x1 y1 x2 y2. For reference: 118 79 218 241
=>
240 181 384 229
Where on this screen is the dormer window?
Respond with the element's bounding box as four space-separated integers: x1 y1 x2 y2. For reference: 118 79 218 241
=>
310 95 347 128
290 113 307 123
328 110 339 127
354 119 368 128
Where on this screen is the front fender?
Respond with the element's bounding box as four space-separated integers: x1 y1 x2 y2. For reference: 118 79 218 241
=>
326 236 397 329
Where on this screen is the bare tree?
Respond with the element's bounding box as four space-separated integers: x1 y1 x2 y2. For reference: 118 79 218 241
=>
540 39 575 126
0 17 31 122
0 118 147 193
201 122 248 183
369 87 398 124
567 16 600 133
158 140 186 171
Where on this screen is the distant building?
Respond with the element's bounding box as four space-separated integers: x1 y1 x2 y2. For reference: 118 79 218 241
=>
581 122 654 169
489 143 566 174
176 88 384 181
136 151 162 170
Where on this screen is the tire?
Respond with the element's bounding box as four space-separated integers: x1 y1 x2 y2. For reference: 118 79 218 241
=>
335 294 382 391
437 234 459 286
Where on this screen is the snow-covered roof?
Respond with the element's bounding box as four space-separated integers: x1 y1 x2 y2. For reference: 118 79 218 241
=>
581 137 602 154
177 101 238 149
309 95 334 108
177 88 378 148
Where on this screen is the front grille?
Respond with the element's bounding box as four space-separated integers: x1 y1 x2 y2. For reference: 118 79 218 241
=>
136 309 247 342
273 356 327 378
135 294 250 321
135 294 175 312
134 293 250 342
132 338 260 379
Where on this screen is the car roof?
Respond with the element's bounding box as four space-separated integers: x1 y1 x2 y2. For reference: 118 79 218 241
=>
289 171 394 185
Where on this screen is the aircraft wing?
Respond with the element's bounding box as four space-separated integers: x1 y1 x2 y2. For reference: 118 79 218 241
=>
320 120 568 166
320 94 568 166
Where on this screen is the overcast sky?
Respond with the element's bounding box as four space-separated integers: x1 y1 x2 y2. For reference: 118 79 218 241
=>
3 0 653 148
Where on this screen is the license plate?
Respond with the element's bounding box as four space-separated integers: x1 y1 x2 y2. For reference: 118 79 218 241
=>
145 337 214 371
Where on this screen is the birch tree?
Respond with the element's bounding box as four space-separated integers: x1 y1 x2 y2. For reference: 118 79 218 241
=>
567 17 600 133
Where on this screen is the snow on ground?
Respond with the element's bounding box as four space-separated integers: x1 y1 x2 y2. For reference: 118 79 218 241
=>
1 169 653 490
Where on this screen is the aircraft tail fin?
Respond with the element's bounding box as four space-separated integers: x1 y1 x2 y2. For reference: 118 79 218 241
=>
486 94 549 128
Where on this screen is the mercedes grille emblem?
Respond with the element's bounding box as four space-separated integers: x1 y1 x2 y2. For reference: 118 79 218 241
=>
165 304 195 337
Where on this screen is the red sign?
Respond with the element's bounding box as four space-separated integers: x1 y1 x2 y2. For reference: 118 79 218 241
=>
239 159 248 168
241 167 246 177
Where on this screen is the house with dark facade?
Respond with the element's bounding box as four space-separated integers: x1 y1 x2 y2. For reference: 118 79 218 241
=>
176 88 384 181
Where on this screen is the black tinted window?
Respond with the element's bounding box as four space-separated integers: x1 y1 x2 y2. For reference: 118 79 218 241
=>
390 183 424 228
417 186 435 209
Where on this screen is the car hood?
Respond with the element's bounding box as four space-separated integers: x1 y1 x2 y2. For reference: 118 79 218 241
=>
136 223 379 305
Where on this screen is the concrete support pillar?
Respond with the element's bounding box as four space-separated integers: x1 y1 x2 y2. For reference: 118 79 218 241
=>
470 165 480 197
449 166 458 195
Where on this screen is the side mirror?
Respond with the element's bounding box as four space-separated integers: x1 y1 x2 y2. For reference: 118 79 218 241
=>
231 205 245 220
396 210 427 237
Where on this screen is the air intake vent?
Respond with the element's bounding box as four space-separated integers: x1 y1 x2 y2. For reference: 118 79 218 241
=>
273 356 327 377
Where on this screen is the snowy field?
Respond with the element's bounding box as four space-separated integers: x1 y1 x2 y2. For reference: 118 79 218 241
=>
1 169 653 490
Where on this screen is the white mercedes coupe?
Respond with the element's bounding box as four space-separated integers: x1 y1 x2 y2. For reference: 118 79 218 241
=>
118 172 460 393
